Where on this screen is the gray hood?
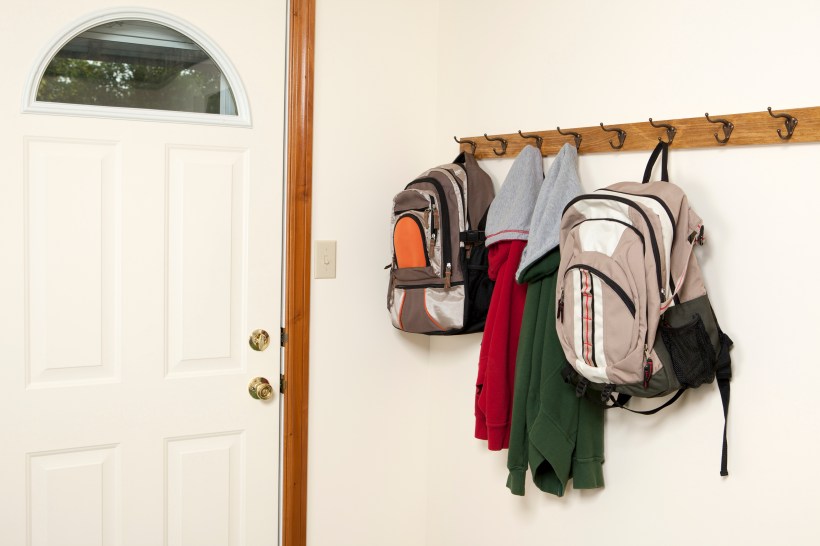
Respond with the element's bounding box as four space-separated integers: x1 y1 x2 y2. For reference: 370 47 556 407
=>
516 143 582 281
484 145 544 247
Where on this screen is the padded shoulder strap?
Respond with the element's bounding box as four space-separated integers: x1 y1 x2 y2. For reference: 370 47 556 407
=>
642 141 669 183
453 152 494 231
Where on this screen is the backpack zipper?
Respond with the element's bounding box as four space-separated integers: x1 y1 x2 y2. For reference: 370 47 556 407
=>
406 177 451 279
569 217 646 248
557 289 565 322
429 197 438 257
564 264 636 317
643 344 653 389
440 167 467 228
564 194 663 300
599 188 678 299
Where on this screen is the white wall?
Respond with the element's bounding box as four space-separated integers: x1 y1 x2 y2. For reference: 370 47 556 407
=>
309 1 437 545
311 1 820 545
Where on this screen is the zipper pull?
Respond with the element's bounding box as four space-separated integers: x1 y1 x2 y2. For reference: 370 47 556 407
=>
643 344 653 389
423 209 430 226
444 263 452 289
429 234 435 257
557 290 564 322
432 207 438 232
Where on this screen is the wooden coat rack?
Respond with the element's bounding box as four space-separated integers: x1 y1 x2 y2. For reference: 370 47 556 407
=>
455 106 818 159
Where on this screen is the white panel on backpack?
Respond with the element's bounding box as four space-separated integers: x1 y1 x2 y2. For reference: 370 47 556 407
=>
579 221 627 257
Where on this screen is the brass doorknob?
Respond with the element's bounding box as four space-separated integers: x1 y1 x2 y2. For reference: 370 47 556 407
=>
249 329 271 351
248 377 274 400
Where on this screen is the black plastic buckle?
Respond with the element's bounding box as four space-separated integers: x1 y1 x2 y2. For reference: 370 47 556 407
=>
459 230 485 245
601 384 614 402
575 378 589 398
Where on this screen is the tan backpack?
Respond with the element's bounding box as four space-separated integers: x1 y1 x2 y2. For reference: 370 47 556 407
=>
556 142 733 475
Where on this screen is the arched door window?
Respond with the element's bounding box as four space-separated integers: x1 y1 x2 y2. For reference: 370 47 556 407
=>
25 10 250 125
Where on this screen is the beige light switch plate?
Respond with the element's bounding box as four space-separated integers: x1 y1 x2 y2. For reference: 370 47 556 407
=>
315 240 336 279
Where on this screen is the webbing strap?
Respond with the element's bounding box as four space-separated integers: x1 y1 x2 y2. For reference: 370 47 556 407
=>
716 331 734 476
642 141 669 183
718 377 730 476
608 388 686 415
611 331 733 477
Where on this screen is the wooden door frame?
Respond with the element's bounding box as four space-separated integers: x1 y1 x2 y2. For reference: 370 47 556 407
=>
282 0 314 545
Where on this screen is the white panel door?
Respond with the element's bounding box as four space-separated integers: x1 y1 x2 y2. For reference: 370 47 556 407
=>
0 2 286 545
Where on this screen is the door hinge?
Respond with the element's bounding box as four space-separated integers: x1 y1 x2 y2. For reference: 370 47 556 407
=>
280 327 288 347
280 373 287 394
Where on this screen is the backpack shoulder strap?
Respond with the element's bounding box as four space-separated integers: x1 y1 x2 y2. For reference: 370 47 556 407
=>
454 152 494 230
716 330 733 476
642 141 669 183
612 329 733 477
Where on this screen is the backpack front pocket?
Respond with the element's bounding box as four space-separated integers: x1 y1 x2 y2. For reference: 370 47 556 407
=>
392 189 441 274
557 252 645 384
387 267 465 333
394 215 430 268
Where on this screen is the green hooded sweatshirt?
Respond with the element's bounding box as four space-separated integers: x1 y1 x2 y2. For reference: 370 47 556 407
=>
506 248 605 496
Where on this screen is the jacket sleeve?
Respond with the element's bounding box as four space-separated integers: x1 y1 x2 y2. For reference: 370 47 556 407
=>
570 392 605 489
506 278 540 495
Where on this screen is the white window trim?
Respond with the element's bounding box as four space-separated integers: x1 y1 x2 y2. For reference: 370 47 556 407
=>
22 8 252 127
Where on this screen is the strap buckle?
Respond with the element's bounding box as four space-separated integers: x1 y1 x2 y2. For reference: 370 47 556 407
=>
575 378 589 398
459 230 485 245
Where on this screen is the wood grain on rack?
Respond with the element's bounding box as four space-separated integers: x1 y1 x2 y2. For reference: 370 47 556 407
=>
457 106 820 159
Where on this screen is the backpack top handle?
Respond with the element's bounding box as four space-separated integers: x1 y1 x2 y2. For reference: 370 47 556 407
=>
642 140 669 183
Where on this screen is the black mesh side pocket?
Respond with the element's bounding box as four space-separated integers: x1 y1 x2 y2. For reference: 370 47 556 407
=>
659 314 717 388
461 242 494 333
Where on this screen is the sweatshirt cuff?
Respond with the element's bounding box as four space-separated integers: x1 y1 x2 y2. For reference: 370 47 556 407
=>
506 468 526 496
486 424 510 451
474 418 488 441
571 457 605 490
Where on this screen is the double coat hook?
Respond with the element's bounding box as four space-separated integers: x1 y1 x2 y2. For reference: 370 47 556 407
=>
599 123 627 150
705 113 734 145
453 136 477 154
483 133 508 156
767 107 798 140
556 127 582 150
517 130 543 151
649 118 677 145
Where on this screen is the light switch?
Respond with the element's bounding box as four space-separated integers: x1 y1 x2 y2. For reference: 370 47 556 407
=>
315 240 336 279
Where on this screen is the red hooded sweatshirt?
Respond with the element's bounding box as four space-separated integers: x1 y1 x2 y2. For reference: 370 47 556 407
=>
474 239 528 450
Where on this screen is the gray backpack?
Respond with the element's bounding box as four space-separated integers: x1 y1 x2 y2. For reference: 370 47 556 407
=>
387 153 495 334
556 142 733 475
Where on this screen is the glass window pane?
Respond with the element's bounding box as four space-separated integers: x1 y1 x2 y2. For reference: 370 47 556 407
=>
36 20 238 115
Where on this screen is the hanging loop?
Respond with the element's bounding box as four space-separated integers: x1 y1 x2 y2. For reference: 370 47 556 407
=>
649 118 677 145
767 107 798 140
556 127 582 150
705 113 734 145
483 133 508 156
599 123 627 150
453 136 477 154
517 130 543 151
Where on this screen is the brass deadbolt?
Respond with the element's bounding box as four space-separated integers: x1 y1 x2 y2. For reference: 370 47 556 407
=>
249 329 271 351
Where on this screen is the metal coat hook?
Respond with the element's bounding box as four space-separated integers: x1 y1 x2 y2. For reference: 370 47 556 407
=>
453 136 477 154
649 118 677 145
599 123 627 150
767 107 798 140
517 130 543 151
705 113 734 145
556 127 582 150
483 133 508 156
